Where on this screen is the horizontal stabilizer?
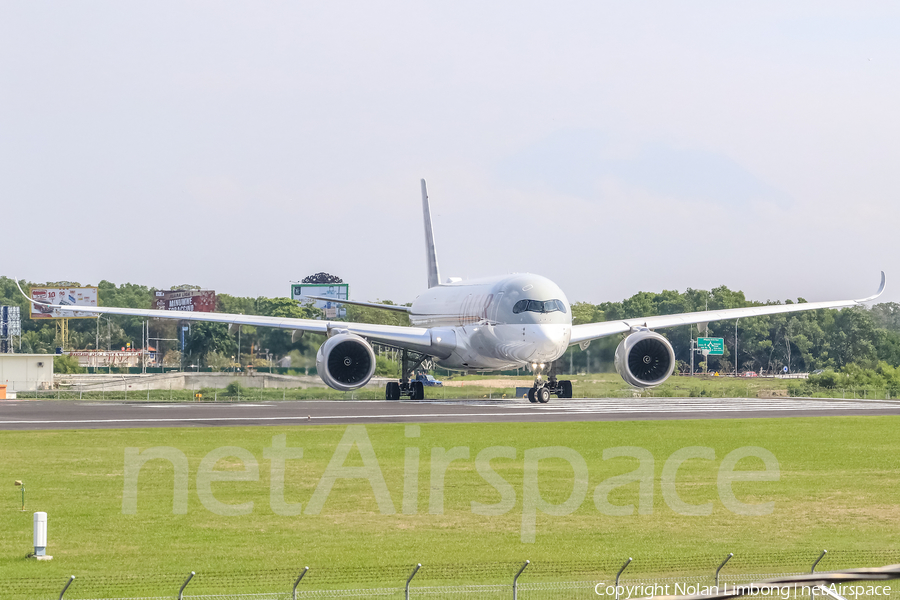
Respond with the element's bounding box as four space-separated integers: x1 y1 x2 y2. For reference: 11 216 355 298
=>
300 295 410 313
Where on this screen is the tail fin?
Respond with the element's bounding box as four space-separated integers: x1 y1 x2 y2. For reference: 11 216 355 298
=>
421 179 441 288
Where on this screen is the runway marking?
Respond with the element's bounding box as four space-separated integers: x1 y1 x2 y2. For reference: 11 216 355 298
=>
527 397 900 413
0 412 542 425
0 397 897 426
422 397 900 412
133 403 274 408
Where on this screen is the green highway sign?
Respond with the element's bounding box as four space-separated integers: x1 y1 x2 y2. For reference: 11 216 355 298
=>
698 337 725 355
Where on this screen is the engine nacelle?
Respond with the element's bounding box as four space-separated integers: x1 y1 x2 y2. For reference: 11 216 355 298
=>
615 330 675 388
316 333 377 391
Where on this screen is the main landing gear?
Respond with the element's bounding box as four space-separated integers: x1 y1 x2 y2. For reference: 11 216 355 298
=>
527 362 573 403
385 349 429 401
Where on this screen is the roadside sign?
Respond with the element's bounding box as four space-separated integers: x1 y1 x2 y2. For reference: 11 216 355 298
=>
697 337 725 355
30 286 98 319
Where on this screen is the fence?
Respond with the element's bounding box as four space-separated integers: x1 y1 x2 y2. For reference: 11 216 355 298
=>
7 382 900 402
6 551 900 600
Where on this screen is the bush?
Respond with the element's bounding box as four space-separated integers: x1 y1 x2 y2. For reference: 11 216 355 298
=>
224 381 244 396
375 355 399 377
54 354 84 374
787 382 812 396
205 352 232 371
196 387 218 401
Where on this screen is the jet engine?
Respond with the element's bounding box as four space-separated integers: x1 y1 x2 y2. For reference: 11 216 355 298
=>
615 330 675 388
315 333 377 391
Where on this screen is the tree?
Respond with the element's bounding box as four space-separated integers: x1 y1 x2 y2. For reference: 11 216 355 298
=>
827 308 877 368
183 322 237 367
54 354 83 374
343 302 411 327
570 302 603 324
206 352 233 371
870 302 900 331
255 298 320 357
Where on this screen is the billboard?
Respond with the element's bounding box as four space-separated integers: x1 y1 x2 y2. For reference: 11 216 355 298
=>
30 287 98 319
291 283 349 319
153 290 217 312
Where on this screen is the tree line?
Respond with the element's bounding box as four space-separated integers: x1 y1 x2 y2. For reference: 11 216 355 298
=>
567 286 900 375
0 278 321 369
2 276 899 376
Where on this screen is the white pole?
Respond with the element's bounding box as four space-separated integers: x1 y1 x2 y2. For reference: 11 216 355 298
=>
33 512 48 557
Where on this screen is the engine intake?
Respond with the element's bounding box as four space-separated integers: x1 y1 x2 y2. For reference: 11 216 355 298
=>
316 333 376 391
615 330 675 388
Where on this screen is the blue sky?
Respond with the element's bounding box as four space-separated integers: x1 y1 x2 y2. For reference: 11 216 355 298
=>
2 2 898 305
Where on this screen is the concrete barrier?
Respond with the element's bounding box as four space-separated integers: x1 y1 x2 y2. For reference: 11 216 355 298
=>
55 371 329 392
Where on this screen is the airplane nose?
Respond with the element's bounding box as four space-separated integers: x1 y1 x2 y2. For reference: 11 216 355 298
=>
525 325 568 360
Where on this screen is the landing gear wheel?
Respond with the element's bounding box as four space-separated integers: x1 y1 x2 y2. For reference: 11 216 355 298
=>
385 382 401 400
558 380 573 399
528 388 537 403
537 387 551 403
411 381 425 400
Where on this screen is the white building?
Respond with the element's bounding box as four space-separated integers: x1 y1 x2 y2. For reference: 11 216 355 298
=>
0 354 54 394
70 350 155 369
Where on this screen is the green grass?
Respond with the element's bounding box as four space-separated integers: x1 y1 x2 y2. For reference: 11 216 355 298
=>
21 373 797 402
445 373 791 399
22 372 898 403
1 417 899 597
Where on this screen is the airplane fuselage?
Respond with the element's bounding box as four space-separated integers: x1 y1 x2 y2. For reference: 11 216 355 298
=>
408 273 572 371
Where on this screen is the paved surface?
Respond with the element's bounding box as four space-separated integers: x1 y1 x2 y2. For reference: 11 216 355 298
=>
1 397 899 429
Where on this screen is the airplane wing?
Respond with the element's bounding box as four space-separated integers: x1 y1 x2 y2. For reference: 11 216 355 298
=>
16 280 437 354
569 272 886 346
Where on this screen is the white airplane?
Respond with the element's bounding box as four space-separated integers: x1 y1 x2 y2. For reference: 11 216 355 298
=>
23 180 885 403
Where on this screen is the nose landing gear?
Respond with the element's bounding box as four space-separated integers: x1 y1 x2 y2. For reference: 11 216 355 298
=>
527 362 573 403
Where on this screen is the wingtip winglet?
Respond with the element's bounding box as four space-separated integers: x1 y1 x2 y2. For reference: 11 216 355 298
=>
857 271 886 303
13 277 32 304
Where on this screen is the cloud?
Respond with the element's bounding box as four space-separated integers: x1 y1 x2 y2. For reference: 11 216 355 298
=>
496 129 787 208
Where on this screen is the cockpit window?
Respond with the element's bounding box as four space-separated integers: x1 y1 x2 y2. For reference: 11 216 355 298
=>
512 299 567 314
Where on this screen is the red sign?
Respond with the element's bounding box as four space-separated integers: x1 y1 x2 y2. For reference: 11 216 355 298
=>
153 290 216 313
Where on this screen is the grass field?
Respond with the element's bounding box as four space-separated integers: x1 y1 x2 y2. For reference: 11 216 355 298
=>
1 416 898 598
23 373 805 402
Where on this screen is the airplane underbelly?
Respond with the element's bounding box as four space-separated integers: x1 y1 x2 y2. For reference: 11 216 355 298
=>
432 323 569 371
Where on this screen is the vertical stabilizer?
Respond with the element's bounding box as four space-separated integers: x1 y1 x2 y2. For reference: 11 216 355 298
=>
421 179 441 288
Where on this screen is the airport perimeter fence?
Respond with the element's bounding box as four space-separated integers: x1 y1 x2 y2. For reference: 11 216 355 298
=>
7 382 900 402
6 550 900 600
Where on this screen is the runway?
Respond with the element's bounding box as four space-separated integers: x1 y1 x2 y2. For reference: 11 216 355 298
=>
1 396 899 429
